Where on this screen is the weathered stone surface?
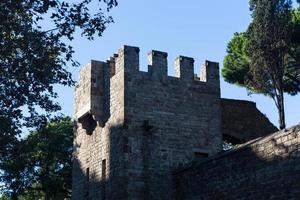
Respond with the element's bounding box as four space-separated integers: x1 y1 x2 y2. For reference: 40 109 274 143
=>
221 98 278 143
72 45 284 200
175 124 300 200
74 60 110 128
73 45 222 200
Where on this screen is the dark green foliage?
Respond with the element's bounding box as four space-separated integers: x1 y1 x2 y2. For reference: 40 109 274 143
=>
0 117 73 200
284 7 300 95
223 32 251 88
222 1 300 129
223 10 300 95
0 0 117 164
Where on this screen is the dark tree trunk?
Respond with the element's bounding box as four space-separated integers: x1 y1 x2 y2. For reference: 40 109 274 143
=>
277 88 286 130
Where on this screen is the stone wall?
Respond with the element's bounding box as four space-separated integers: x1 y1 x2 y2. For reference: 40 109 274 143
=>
72 49 128 199
72 45 223 200
175 124 300 200
122 47 222 199
72 45 284 200
221 98 278 143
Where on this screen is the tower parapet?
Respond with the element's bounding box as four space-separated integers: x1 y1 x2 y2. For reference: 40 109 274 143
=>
75 45 221 133
112 45 220 86
200 60 220 87
175 56 194 80
116 45 140 74
148 50 168 79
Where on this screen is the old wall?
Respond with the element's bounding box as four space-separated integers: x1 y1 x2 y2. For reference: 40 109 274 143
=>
221 98 278 143
73 45 286 200
175 124 300 200
72 45 223 200
121 46 222 199
72 52 128 199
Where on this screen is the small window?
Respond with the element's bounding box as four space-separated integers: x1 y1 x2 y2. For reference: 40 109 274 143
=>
86 167 90 182
102 159 106 200
102 159 106 180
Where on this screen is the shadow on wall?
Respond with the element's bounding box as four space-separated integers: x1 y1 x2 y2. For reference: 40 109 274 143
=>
72 158 107 200
71 123 103 200
72 123 300 200
72 121 132 200
174 125 300 200
72 119 180 200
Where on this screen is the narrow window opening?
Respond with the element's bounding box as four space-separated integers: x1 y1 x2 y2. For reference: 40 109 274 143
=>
102 159 106 200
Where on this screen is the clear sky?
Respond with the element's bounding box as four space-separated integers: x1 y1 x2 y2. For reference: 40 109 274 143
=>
55 0 300 128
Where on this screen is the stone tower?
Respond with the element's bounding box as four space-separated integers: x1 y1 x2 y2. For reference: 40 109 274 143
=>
72 45 223 200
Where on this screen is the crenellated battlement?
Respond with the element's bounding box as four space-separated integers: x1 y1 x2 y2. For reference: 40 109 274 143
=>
148 50 168 79
104 45 219 85
75 45 220 128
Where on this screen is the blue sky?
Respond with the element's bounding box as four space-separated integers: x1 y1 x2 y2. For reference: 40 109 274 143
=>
56 0 300 128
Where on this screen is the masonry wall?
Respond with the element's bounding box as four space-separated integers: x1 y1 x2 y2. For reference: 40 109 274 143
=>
72 45 223 200
72 54 128 199
221 98 278 143
175 124 300 200
121 46 222 199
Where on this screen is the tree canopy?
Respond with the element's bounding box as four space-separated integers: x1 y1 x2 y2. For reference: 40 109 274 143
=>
0 0 117 162
222 1 300 129
0 117 73 200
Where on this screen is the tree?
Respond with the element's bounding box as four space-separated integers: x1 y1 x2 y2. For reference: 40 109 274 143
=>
0 0 117 161
222 2 300 129
223 32 251 89
0 117 73 200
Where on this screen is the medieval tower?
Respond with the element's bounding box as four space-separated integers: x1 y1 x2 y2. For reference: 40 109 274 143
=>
72 45 282 200
72 45 223 199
